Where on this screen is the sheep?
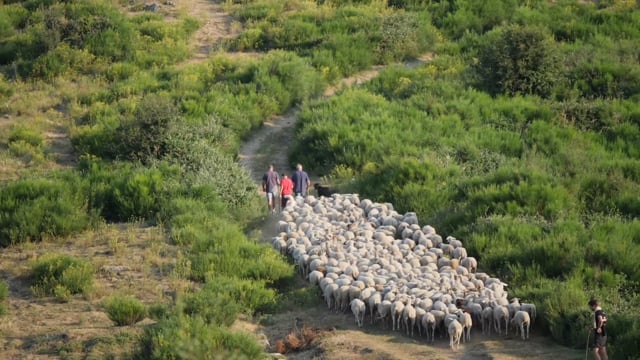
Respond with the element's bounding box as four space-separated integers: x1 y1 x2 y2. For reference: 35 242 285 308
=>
481 306 493 335
324 283 339 310
402 303 417 336
448 319 463 351
377 300 392 329
422 311 436 343
508 297 521 319
308 270 324 286
460 257 477 273
493 305 510 335
350 299 366 327
452 246 467 259
511 310 531 340
368 292 382 324
456 310 473 343
520 303 537 325
391 300 405 331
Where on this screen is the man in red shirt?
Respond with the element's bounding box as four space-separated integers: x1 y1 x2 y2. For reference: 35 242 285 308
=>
280 173 294 210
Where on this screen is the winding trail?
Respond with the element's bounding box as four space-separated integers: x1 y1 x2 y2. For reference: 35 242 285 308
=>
238 53 434 184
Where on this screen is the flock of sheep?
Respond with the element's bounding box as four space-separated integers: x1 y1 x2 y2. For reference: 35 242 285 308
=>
272 194 536 351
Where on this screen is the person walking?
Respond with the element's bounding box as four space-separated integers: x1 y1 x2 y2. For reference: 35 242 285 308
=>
291 164 310 197
589 299 609 360
280 173 294 209
262 164 280 213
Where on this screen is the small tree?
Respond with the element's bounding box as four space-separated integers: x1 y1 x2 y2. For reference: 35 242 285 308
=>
475 24 560 97
116 94 179 162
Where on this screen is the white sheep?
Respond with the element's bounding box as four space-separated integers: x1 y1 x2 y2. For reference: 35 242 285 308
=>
391 300 405 331
520 303 537 325
511 310 531 340
481 306 493 335
377 300 392 329
402 303 417 336
350 299 366 327
456 310 473 343
308 270 324 286
460 257 477 273
422 311 436 343
448 319 463 351
493 305 510 335
368 292 382 324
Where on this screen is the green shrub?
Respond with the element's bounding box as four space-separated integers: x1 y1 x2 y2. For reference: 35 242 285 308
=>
148 303 172 321
140 315 264 360
8 140 45 164
8 126 43 147
0 279 8 315
0 174 94 246
0 280 8 301
116 94 179 162
83 160 176 222
104 295 147 326
31 254 94 297
442 0 518 38
182 287 241 327
474 24 561 97
31 43 96 79
186 218 292 284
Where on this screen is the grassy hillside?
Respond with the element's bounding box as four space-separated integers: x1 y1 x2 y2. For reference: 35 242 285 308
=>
1 0 639 358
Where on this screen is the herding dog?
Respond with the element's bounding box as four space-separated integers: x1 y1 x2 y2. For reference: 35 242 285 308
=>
314 183 337 197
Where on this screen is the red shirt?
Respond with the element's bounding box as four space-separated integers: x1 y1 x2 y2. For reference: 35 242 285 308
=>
281 177 294 195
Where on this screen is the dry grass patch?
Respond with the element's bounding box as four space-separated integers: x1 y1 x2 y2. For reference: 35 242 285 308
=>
0 222 193 358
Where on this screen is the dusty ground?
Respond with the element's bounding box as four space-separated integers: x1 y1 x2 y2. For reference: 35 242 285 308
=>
0 223 188 359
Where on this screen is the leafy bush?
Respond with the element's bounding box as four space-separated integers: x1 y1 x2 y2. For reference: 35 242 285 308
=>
8 126 43 147
182 285 241 327
116 94 179 162
139 315 264 360
31 254 94 297
104 295 147 326
83 160 176 222
474 24 560 97
8 140 45 164
0 280 8 301
0 174 94 246
187 218 292 283
0 280 7 316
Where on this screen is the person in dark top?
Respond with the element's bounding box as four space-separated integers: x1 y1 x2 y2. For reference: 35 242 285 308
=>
262 165 280 213
589 299 609 360
291 164 310 197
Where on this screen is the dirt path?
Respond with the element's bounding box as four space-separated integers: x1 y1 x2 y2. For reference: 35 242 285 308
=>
239 52 434 184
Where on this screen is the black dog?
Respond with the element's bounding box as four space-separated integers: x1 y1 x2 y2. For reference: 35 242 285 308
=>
314 183 337 197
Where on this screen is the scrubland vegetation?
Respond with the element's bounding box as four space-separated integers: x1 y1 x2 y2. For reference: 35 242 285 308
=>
0 0 639 358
